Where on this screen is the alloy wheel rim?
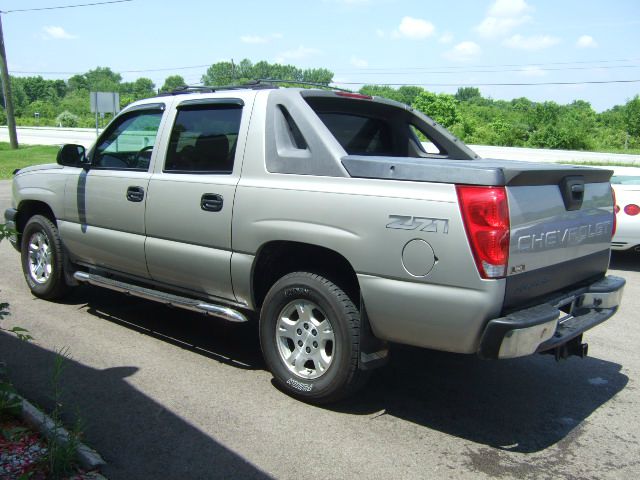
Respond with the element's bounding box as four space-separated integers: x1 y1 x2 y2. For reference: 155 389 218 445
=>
276 299 335 380
27 232 52 284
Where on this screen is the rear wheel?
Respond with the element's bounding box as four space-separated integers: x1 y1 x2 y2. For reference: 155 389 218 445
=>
260 272 368 404
20 215 70 300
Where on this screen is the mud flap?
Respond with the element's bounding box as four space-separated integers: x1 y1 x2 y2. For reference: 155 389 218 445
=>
358 299 389 370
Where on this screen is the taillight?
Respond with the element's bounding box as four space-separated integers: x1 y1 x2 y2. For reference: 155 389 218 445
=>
624 204 640 216
335 92 372 100
456 186 510 279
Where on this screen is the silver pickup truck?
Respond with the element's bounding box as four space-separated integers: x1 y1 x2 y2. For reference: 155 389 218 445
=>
4 85 625 403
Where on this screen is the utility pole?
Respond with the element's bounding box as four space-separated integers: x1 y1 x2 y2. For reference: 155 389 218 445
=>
0 12 18 149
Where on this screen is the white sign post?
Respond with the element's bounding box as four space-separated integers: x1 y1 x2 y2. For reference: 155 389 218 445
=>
90 91 120 136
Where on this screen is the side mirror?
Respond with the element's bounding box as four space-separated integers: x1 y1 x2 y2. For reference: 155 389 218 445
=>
57 144 88 167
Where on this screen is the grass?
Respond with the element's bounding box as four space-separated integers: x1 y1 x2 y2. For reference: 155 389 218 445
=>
0 142 59 179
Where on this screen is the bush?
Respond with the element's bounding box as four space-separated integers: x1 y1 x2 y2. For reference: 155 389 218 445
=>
56 111 80 128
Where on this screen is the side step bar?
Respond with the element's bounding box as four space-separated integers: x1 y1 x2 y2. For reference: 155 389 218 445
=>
73 271 248 323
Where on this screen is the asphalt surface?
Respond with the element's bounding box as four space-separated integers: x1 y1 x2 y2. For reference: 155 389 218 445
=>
1 179 639 479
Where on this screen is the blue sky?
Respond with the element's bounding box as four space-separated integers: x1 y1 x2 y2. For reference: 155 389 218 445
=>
2 0 639 111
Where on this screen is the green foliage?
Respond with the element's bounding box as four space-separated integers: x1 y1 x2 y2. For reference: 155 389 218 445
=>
161 74 187 92
2 62 640 153
201 58 333 86
455 87 482 102
359 85 424 106
624 95 640 137
412 91 460 128
55 111 80 128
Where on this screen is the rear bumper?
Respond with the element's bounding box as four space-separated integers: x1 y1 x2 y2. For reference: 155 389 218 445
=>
478 275 625 359
3 208 19 250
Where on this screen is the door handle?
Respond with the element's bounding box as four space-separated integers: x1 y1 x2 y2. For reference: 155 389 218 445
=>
126 186 145 202
201 193 223 212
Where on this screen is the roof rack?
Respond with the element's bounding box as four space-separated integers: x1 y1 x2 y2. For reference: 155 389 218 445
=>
257 79 353 93
159 81 279 96
158 79 354 97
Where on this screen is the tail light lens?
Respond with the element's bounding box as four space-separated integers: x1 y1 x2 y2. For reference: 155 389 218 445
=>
456 186 510 279
624 204 640 216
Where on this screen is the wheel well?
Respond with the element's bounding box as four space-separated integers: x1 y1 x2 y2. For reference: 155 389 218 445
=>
252 241 360 310
17 201 56 235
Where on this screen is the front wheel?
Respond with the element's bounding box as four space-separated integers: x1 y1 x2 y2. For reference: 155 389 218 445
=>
260 272 369 404
20 215 70 300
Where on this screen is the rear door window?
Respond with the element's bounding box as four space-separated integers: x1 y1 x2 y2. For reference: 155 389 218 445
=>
164 103 242 174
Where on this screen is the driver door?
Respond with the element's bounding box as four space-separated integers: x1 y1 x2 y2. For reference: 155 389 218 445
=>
61 104 167 279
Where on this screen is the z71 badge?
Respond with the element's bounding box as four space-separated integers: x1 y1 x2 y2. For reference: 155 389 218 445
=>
386 215 449 234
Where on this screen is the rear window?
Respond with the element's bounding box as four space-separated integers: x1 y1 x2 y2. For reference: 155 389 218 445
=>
315 112 396 156
304 95 447 157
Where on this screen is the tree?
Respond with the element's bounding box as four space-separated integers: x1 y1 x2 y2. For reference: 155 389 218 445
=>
201 59 334 87
358 85 423 106
201 61 238 86
455 87 481 102
412 91 460 128
161 75 186 92
624 95 640 137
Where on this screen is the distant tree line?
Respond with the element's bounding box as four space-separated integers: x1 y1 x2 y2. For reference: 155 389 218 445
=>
1 60 639 152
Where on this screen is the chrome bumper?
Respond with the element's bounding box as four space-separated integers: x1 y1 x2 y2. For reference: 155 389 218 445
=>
478 275 625 359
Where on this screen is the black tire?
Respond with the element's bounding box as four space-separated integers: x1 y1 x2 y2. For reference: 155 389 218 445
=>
260 272 369 404
20 215 70 300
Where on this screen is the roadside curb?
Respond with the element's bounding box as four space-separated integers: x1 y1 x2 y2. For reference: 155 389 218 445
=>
9 392 106 472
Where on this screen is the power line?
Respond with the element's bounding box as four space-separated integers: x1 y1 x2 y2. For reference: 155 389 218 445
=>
1 0 132 14
11 56 640 77
12 62 640 77
335 64 640 76
342 57 640 72
332 79 640 87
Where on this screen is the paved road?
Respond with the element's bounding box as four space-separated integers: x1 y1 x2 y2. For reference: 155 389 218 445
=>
1 180 639 479
2 126 640 164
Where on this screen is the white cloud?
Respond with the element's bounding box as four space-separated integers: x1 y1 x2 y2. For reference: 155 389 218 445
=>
275 45 321 63
475 16 531 37
519 65 546 77
576 35 598 48
42 26 76 40
240 33 283 44
394 16 435 40
475 0 532 38
443 41 481 62
350 56 368 67
488 0 532 17
438 32 454 44
375 29 386 38
503 34 560 50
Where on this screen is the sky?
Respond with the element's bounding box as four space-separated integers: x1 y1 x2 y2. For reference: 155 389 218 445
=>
2 0 639 111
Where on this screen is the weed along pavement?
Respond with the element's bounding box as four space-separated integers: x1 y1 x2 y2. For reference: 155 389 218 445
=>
1 179 639 479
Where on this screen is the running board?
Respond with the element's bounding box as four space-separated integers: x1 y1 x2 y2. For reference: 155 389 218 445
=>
73 271 248 323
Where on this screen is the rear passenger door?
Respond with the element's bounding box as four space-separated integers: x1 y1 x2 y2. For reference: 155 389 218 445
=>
145 98 249 301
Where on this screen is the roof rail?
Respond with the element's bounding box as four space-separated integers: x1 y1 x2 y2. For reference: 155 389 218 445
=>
159 81 279 96
158 80 352 97
257 79 353 93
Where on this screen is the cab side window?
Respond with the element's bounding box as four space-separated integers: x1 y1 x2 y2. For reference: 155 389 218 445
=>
164 104 243 174
92 108 163 170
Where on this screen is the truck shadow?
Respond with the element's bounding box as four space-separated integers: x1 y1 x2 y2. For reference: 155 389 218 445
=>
333 345 628 453
0 332 272 480
60 285 265 370
57 286 627 455
610 250 640 272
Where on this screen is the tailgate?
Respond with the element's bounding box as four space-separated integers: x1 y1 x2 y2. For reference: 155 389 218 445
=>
504 180 614 309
